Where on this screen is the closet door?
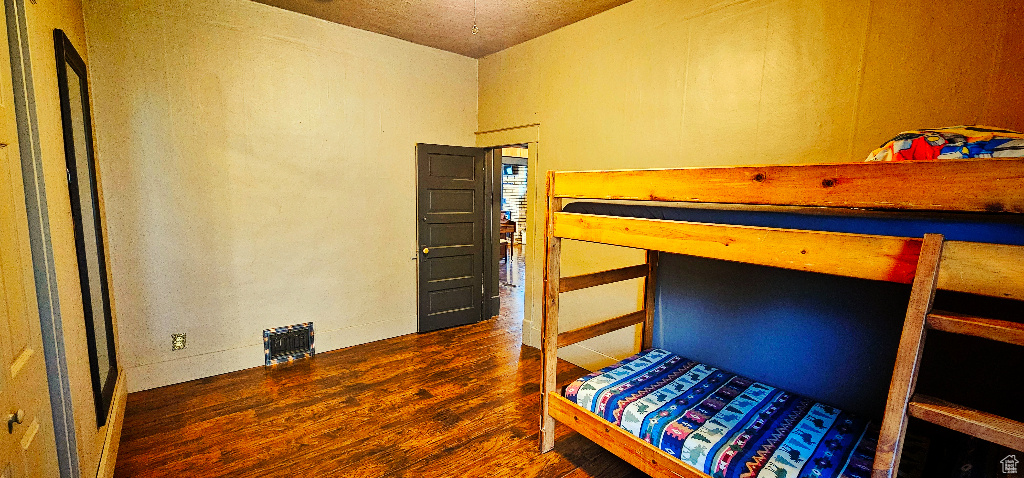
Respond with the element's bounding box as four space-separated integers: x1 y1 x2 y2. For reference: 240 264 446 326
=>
416 144 488 332
0 37 59 472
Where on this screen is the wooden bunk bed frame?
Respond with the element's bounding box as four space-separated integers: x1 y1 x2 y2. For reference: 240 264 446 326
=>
538 158 1024 478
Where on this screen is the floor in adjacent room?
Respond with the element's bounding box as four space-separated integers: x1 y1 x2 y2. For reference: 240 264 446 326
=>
114 245 644 477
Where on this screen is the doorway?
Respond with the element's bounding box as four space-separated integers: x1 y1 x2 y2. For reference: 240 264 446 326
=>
473 126 539 347
414 142 533 337
498 146 527 336
499 146 527 288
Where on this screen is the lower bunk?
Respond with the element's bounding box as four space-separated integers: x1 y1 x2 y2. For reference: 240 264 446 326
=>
556 347 877 478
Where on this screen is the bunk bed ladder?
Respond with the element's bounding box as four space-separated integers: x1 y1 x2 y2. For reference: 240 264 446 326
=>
872 233 1024 478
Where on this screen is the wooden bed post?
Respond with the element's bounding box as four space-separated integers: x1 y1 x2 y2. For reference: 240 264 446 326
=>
872 233 944 478
641 250 659 350
540 171 562 453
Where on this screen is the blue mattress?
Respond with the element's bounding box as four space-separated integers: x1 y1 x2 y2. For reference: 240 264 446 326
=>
564 348 877 478
560 201 1024 246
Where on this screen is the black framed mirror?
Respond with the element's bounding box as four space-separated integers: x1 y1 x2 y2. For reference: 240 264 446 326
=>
54 29 118 427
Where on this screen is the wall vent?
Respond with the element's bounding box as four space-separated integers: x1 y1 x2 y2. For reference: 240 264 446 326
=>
263 322 314 366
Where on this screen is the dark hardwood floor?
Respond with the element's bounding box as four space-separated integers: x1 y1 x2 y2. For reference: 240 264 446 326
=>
114 246 645 477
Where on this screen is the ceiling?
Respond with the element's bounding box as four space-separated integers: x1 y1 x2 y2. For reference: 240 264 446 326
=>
251 0 634 58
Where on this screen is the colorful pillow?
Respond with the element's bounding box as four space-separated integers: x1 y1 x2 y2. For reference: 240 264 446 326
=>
865 126 1024 162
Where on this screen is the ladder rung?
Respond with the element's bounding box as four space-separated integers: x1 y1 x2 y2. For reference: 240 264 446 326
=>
926 311 1024 346
909 394 1024 451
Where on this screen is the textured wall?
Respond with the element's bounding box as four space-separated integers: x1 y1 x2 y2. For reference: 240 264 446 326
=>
478 0 1024 370
84 0 478 392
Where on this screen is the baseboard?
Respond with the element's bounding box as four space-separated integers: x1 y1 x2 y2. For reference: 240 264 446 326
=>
95 369 127 478
127 316 416 392
522 322 537 348
314 316 416 353
126 342 263 392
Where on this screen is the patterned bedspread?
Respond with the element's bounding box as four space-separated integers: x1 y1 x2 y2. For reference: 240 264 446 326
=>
564 348 877 478
865 125 1024 162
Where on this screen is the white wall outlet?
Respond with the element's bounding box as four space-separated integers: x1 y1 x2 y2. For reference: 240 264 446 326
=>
171 333 187 351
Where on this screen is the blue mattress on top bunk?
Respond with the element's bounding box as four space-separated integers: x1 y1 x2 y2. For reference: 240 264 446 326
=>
564 348 877 478
560 202 1024 245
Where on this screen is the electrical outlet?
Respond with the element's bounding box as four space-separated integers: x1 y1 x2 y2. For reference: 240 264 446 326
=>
171 333 187 351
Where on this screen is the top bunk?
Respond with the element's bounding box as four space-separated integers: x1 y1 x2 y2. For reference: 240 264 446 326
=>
549 158 1024 213
545 158 1024 301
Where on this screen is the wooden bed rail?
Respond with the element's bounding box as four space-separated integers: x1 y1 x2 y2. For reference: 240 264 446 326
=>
557 310 646 348
547 393 703 478
550 158 1024 213
556 262 655 347
553 213 1024 301
559 264 648 293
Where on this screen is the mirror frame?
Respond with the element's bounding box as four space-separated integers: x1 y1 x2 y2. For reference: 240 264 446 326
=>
54 28 118 427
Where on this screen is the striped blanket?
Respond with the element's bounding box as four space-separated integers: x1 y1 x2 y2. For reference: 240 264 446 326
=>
564 348 876 478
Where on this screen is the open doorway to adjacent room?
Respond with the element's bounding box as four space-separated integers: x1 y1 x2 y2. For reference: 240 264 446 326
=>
499 146 527 289
498 145 528 333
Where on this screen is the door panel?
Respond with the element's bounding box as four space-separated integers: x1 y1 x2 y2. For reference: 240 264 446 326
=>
426 255 474 281
428 154 476 179
426 286 475 315
427 189 474 213
425 222 475 248
417 144 487 332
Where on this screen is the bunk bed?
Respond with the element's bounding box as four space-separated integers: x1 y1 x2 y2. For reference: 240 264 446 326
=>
538 158 1024 478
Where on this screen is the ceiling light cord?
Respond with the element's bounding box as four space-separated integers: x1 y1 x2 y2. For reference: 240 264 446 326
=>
472 0 479 34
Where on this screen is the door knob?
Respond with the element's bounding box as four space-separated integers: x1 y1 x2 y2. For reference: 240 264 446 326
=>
422 247 430 255
7 409 24 434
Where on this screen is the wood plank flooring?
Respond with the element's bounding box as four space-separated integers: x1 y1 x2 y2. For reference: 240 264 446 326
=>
114 249 644 477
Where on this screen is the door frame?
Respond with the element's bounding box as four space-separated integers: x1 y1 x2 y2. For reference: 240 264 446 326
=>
474 124 539 346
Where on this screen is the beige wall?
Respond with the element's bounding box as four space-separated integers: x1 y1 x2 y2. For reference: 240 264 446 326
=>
20 0 126 475
478 0 1024 369
83 0 478 392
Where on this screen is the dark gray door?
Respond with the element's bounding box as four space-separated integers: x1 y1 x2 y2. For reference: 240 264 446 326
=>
417 144 488 332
